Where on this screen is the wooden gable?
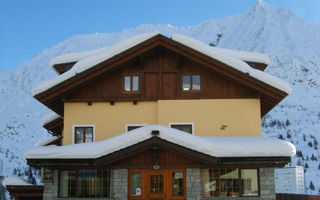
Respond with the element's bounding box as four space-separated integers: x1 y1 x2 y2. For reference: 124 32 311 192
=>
66 48 257 102
34 34 287 117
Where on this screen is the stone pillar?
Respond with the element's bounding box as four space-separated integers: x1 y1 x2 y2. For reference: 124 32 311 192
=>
259 168 275 200
186 168 201 200
112 169 128 200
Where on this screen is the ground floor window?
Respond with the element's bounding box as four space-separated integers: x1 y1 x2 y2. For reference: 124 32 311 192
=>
59 169 110 198
201 168 259 197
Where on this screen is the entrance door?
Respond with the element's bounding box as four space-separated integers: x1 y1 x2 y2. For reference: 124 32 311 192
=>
148 170 167 200
128 169 186 200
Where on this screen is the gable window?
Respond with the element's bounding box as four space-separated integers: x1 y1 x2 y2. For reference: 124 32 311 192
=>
59 169 110 198
124 75 139 92
169 123 194 134
182 75 200 91
201 168 259 197
74 126 94 144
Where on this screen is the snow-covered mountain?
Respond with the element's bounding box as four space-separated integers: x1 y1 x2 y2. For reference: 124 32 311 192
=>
0 0 319 194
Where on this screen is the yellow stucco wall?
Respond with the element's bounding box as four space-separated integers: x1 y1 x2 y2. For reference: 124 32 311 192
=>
63 99 261 145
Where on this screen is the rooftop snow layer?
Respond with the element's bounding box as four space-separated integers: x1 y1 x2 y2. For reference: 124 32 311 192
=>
32 33 291 96
211 46 271 65
171 34 291 94
32 32 160 96
25 125 296 160
41 113 61 126
35 136 59 147
2 176 31 187
49 46 110 67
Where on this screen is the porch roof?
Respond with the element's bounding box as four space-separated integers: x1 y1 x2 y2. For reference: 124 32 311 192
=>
25 125 295 160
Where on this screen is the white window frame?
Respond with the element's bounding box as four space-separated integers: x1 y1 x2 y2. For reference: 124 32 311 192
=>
72 124 95 144
125 124 148 132
169 122 195 135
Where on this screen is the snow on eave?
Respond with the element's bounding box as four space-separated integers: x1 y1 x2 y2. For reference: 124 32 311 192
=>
32 32 160 97
2 176 31 187
211 46 271 65
24 125 296 160
49 46 110 67
35 136 59 147
41 113 62 126
171 34 291 94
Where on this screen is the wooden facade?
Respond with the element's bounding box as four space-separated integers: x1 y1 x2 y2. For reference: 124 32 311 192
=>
35 35 287 118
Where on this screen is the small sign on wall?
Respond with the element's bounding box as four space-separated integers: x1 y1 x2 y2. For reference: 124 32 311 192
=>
41 168 53 183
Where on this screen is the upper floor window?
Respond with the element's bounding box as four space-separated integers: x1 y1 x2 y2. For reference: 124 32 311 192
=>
182 75 200 91
170 123 194 134
124 75 139 92
74 126 94 144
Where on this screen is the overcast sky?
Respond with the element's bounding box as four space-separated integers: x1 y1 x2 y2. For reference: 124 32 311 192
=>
1 0 319 71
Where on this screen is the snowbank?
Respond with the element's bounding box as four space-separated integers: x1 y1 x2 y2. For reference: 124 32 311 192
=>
35 136 59 147
32 32 291 97
2 176 31 187
41 113 61 126
25 125 296 159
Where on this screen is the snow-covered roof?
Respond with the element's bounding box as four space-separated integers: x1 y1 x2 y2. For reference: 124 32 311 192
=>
32 32 291 96
2 176 31 187
32 32 160 96
171 34 291 94
49 46 110 67
41 113 62 126
35 136 59 147
25 125 296 160
211 46 271 65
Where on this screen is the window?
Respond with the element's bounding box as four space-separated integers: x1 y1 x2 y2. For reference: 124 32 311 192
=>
124 75 139 92
169 123 194 134
59 169 110 198
172 172 184 196
74 126 94 144
130 172 142 196
201 168 259 198
182 75 200 91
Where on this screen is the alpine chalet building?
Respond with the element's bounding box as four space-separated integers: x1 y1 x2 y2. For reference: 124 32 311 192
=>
25 33 295 200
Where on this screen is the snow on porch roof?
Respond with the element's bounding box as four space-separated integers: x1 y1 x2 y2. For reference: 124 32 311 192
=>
24 125 296 160
2 176 31 187
32 32 291 97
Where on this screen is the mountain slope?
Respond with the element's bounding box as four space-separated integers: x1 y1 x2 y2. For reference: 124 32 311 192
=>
0 0 319 194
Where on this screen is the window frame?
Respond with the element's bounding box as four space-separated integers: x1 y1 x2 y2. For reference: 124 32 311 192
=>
72 125 95 144
123 74 140 93
58 169 111 198
169 122 194 135
182 74 201 92
126 124 148 132
200 168 260 198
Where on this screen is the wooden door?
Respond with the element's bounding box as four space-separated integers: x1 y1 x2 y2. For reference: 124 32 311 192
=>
128 169 186 200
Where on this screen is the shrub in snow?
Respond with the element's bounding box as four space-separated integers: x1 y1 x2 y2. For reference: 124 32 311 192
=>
305 163 309 169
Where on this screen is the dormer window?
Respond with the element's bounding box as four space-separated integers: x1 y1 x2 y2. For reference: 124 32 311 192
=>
182 75 200 91
124 75 139 92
